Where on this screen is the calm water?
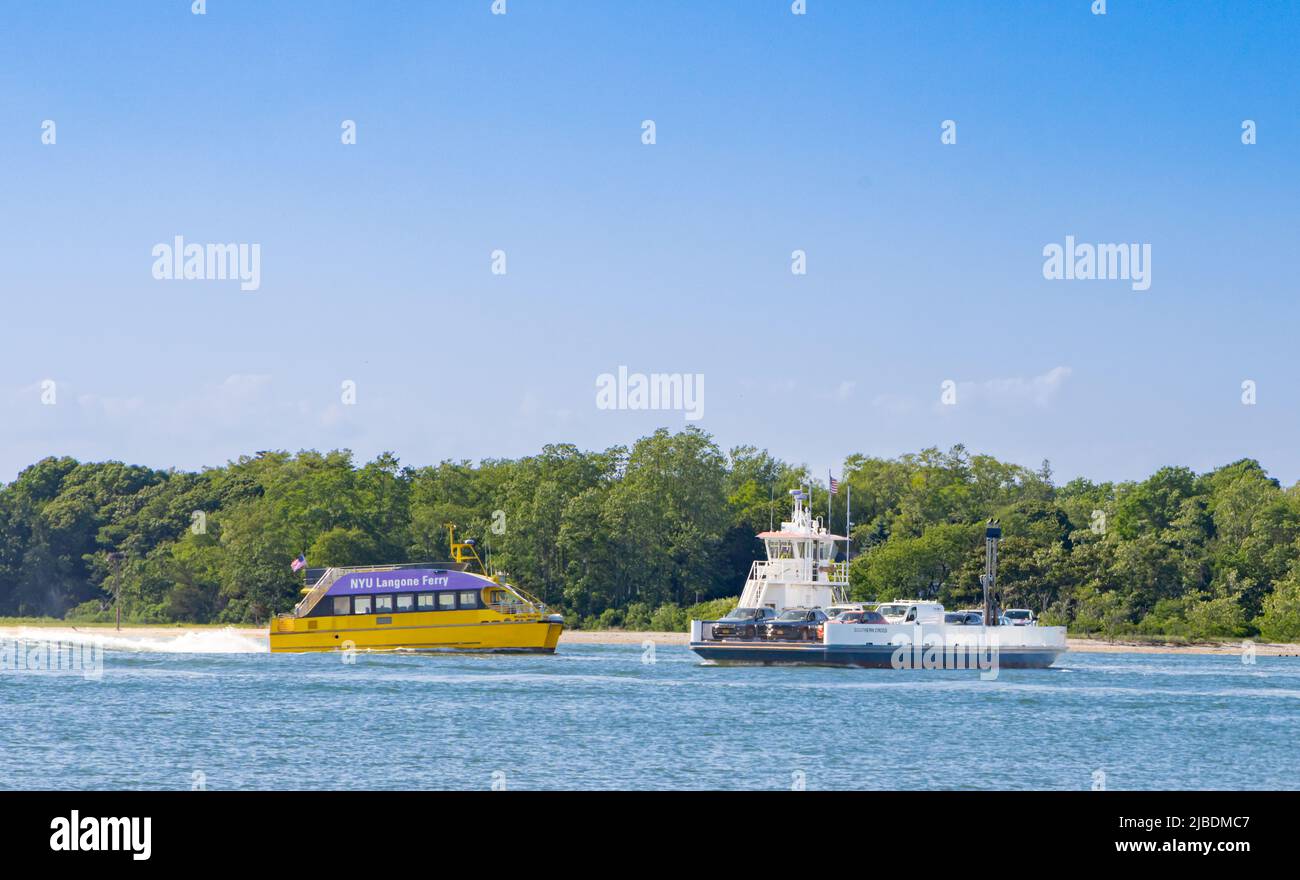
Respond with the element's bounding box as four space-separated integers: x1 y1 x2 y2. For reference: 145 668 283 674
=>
2 630 1297 790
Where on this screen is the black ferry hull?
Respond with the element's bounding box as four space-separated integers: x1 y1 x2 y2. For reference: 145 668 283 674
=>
688 640 1065 669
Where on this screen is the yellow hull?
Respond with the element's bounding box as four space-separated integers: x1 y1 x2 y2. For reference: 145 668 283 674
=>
269 608 563 654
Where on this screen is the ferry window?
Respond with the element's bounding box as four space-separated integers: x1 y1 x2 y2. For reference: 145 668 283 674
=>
437 592 455 610
416 593 435 611
354 596 372 615
375 595 394 612
458 591 479 609
396 594 414 612
333 597 350 615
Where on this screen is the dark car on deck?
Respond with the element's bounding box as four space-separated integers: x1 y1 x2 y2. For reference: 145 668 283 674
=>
944 612 984 625
830 610 888 625
710 606 778 639
760 608 829 642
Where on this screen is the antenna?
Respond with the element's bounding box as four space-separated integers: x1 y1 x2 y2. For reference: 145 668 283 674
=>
982 518 1002 627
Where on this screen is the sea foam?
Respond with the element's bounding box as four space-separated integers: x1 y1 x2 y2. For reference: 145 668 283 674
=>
10 626 267 655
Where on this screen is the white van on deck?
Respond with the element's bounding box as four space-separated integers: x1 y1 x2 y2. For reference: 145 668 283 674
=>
874 601 945 625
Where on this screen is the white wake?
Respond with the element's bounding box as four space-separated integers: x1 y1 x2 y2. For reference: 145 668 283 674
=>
6 626 268 654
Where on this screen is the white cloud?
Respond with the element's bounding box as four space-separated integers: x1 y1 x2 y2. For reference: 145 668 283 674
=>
939 366 1073 412
871 392 917 414
75 393 145 418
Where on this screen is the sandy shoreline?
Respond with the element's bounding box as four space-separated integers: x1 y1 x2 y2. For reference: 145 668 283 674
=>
1 623 1297 656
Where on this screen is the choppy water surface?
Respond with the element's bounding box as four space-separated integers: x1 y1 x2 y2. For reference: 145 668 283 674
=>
2 630 1297 790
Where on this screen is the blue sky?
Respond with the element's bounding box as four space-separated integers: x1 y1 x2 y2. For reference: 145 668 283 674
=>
2 0 1298 485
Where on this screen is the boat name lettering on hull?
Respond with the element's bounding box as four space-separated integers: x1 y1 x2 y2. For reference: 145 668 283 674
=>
344 574 450 591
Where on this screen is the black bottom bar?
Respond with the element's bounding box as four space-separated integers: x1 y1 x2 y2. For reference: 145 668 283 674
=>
1 790 1284 865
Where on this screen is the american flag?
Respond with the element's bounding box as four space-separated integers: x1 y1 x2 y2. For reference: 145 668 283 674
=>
829 475 839 495
290 553 306 572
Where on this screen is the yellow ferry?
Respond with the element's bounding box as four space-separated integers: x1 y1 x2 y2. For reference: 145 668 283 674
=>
269 526 563 654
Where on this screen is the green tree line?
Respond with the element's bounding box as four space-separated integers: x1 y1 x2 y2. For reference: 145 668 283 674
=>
2 429 1298 640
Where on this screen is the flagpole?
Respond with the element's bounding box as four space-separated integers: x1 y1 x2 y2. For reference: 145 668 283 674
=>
846 482 852 564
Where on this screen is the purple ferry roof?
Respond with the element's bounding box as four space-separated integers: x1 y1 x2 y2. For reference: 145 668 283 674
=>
324 568 490 596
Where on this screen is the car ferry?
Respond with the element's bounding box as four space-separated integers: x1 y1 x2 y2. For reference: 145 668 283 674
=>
270 526 563 654
688 492 1067 669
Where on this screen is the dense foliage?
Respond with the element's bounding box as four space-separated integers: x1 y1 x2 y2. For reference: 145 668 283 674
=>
2 430 1299 640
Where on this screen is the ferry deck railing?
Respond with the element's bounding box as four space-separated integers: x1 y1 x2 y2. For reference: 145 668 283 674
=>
487 599 543 616
744 559 850 584
487 582 551 617
292 567 342 618
738 559 850 607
